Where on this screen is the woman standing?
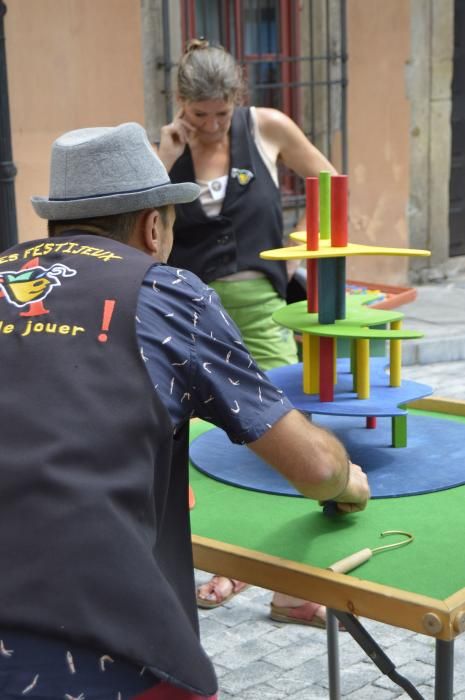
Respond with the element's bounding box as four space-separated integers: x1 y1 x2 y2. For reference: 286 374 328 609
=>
157 39 338 627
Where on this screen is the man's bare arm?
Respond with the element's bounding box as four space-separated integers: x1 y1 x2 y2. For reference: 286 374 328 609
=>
248 409 370 509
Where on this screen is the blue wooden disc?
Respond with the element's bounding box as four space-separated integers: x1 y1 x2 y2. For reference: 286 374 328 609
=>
190 412 465 499
264 358 432 417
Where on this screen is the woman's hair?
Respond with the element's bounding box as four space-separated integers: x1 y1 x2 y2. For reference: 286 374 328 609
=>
177 38 245 104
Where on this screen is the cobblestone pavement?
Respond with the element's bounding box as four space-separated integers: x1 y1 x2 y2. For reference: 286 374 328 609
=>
195 359 465 699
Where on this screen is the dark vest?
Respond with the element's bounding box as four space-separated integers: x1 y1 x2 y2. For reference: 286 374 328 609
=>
169 106 288 298
0 233 217 696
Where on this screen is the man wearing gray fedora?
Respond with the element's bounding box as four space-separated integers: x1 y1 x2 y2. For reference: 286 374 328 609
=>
0 122 369 699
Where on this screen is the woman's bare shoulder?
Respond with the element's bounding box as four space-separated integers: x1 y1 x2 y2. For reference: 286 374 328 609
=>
255 107 292 132
255 107 303 148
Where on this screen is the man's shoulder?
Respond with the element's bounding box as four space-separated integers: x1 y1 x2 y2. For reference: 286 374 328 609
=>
141 264 213 311
145 263 206 291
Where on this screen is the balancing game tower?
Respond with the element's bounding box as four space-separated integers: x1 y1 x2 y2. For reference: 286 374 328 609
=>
260 173 432 448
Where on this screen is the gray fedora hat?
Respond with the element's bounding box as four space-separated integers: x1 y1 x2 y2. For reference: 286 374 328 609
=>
31 122 200 220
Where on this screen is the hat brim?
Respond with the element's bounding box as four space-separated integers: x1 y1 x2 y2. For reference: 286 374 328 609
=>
31 181 200 220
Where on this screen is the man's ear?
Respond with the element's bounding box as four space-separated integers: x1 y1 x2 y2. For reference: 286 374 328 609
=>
141 209 160 255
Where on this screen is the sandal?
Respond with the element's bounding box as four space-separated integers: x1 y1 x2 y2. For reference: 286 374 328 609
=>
196 576 250 609
270 601 346 630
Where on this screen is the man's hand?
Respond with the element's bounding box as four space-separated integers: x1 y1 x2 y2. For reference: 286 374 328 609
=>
332 462 370 513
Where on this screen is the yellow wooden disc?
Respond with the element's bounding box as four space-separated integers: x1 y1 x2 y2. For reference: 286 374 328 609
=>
260 235 431 261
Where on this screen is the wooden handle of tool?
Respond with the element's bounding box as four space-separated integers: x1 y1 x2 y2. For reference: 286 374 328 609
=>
328 548 372 574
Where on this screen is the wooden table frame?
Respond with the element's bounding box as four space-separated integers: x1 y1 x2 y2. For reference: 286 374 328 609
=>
191 396 465 699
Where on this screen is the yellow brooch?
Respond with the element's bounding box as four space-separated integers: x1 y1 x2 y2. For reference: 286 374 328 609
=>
230 168 254 186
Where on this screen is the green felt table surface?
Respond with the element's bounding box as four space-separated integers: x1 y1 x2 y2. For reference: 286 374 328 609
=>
189 409 465 602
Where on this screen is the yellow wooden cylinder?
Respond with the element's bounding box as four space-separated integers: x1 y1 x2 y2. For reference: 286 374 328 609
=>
351 339 357 391
390 320 402 387
356 338 370 399
303 333 320 394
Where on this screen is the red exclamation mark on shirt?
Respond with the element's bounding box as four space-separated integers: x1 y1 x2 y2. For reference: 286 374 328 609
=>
98 299 116 343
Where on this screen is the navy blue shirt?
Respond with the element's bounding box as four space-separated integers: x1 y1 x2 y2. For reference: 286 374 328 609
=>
136 264 293 442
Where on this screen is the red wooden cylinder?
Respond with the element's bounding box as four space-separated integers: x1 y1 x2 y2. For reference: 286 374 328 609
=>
331 175 348 247
306 259 318 313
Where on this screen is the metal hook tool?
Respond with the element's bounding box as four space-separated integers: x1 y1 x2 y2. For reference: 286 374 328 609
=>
328 530 414 574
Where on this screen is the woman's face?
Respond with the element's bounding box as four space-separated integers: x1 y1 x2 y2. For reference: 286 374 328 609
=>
180 99 234 144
